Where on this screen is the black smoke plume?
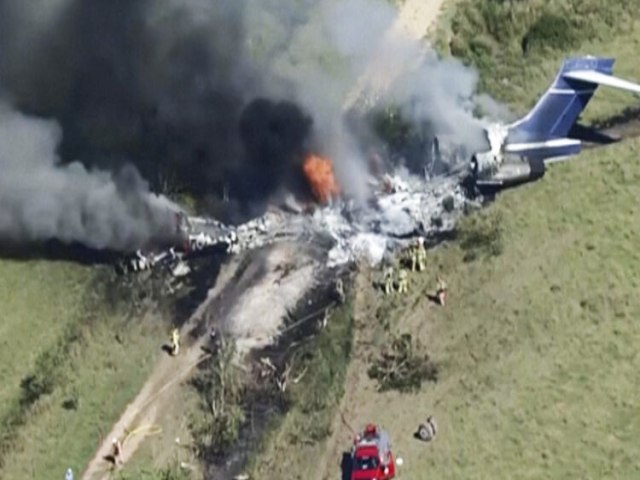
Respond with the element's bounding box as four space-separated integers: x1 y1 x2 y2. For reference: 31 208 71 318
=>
0 0 507 250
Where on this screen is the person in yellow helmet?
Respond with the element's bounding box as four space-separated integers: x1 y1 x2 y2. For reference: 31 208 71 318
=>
170 328 180 356
410 242 418 272
397 268 408 294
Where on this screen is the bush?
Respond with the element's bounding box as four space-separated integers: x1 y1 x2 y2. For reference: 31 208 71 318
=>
19 328 75 407
367 333 438 393
371 106 414 153
524 12 581 51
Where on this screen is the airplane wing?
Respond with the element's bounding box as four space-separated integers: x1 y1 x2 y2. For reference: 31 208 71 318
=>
563 70 640 94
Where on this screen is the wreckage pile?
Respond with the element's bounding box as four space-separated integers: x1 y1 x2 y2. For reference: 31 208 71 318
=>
121 167 480 277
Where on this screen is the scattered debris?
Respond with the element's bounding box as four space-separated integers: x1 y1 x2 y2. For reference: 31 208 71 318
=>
258 356 307 393
118 171 474 278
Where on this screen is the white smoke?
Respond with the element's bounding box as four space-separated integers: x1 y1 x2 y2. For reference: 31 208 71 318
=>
0 101 178 251
243 0 506 200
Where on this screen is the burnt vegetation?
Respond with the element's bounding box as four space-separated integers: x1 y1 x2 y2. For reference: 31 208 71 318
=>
456 209 504 262
190 338 248 458
187 276 354 478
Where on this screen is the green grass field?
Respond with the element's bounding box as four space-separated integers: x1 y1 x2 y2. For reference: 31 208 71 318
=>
0 262 168 480
0 261 91 423
395 136 640 478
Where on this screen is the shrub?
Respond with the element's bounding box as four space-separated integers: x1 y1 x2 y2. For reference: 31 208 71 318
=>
524 12 580 51
367 333 438 392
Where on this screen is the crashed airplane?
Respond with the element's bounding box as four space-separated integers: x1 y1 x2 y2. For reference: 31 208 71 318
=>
121 55 640 277
465 56 640 194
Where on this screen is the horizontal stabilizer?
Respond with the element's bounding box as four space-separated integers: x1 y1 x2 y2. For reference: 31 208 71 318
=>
563 70 640 94
504 138 581 153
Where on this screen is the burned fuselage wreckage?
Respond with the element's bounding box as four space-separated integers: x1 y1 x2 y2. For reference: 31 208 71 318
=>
120 55 640 278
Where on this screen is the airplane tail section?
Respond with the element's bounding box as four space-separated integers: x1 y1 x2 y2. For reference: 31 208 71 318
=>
506 57 640 152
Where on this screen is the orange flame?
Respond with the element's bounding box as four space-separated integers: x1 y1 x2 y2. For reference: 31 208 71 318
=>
302 153 341 204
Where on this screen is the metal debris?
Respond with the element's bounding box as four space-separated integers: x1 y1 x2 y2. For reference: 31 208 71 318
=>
120 168 477 276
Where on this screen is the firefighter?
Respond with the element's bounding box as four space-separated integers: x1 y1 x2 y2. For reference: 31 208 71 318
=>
416 237 427 272
410 241 418 272
111 438 123 466
170 328 180 356
397 268 408 294
436 275 447 306
383 266 394 295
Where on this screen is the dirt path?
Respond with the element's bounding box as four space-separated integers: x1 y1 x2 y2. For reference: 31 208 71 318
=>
81 258 242 480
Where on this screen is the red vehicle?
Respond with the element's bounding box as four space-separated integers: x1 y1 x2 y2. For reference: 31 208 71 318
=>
350 424 396 480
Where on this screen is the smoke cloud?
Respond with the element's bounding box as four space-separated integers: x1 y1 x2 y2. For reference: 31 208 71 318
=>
0 101 178 251
0 0 506 249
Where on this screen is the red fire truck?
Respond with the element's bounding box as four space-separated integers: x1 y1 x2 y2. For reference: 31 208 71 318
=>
349 424 396 480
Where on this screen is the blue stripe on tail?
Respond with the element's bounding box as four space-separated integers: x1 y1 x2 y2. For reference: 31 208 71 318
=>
507 57 614 143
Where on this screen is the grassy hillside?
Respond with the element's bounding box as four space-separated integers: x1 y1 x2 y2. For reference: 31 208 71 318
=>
0 262 168 480
374 135 640 479
435 1 640 122
270 128 640 480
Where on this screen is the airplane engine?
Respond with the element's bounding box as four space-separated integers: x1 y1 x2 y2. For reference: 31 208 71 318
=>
467 153 546 195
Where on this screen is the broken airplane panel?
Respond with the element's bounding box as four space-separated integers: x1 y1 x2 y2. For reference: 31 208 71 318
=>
467 56 640 194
